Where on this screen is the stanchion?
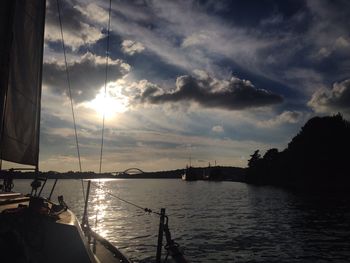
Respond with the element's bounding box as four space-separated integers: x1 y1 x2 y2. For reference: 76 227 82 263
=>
156 208 166 263
82 180 91 229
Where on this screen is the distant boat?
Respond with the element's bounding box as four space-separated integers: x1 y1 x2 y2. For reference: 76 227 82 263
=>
202 163 223 181
206 166 223 181
182 166 197 181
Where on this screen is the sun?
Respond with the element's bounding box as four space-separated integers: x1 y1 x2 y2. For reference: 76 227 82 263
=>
87 86 129 119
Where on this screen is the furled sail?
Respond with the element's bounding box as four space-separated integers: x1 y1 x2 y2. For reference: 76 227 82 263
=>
0 0 46 166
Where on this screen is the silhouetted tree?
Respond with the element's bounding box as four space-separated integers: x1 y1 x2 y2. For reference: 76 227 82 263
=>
263 148 279 162
248 150 261 168
247 150 266 184
246 114 350 189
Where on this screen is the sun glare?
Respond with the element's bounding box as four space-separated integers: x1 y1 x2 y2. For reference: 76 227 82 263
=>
88 86 128 119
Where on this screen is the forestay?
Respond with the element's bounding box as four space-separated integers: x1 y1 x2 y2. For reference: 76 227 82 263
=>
0 0 46 166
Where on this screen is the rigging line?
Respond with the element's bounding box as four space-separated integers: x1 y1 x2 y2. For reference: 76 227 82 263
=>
89 181 162 216
56 0 83 174
73 178 165 219
99 0 112 174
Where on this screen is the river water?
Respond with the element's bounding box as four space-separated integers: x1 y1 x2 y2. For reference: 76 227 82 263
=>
13 179 350 262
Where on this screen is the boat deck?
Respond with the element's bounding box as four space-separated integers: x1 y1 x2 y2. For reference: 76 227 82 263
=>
0 192 132 263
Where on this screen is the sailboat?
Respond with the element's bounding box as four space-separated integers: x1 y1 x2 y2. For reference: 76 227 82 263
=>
0 1 129 262
0 1 190 262
181 165 198 181
181 154 197 181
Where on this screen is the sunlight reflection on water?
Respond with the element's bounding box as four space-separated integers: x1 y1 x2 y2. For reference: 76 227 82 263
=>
13 179 350 263
90 181 109 237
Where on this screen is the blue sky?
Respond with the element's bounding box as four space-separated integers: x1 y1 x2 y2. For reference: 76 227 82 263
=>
27 0 350 172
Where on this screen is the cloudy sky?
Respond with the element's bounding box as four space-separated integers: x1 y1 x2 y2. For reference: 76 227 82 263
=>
32 0 350 172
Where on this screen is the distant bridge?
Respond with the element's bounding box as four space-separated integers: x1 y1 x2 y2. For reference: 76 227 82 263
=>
114 168 145 176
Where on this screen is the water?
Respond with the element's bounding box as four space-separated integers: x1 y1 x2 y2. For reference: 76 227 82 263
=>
13 179 350 262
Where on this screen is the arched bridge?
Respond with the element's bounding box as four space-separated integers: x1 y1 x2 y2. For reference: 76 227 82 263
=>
115 168 145 176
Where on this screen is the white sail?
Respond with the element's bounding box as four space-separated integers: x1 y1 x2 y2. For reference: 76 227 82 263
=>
0 0 46 166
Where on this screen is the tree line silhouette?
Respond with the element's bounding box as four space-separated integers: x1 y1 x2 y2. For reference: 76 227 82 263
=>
247 113 350 189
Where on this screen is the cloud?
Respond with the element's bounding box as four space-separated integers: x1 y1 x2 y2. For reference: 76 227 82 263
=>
45 0 104 49
106 0 276 80
75 3 109 24
258 111 303 127
212 125 224 133
135 71 283 110
38 0 350 172
305 1 350 64
121 40 145 55
314 36 350 60
308 79 350 114
45 0 350 101
282 67 325 95
43 52 130 103
181 32 210 48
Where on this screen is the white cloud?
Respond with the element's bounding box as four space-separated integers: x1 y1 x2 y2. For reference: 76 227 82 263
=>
212 125 224 133
75 3 109 24
107 0 275 79
313 36 350 59
258 111 303 127
182 32 210 48
43 52 130 103
45 22 102 50
45 0 104 49
121 40 145 55
308 79 350 115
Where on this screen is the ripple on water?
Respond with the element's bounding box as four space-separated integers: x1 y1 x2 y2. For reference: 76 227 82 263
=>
13 179 350 263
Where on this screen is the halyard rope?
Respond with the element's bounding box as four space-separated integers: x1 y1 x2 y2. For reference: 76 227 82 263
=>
56 0 85 202
99 0 113 174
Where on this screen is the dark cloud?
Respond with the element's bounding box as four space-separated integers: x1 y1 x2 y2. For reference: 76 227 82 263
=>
138 73 283 110
308 79 350 114
43 53 130 102
46 0 82 32
201 0 306 28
